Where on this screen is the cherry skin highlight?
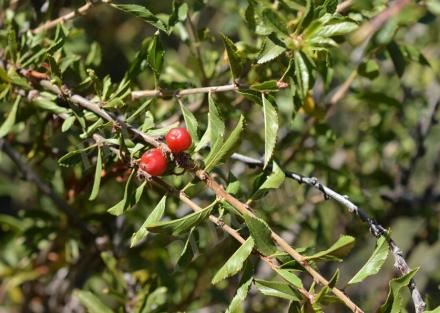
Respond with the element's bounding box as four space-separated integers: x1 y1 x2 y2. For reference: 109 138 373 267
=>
139 148 167 176
165 127 192 153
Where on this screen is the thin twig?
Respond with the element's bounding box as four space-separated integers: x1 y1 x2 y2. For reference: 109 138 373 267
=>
31 1 108 34
131 81 288 100
230 152 426 313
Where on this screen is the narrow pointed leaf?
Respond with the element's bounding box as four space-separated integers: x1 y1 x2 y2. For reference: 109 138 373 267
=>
179 100 199 143
111 4 167 32
205 115 244 172
221 34 243 80
226 276 253 313
274 268 303 289
107 170 137 216
130 196 167 247
255 279 301 301
89 148 103 201
262 95 278 168
147 203 213 236
212 237 254 285
0 95 20 138
306 235 355 262
348 236 389 284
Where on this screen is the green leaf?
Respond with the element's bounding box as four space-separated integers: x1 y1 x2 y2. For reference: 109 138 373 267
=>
0 95 20 138
89 148 103 201
58 145 96 167
378 268 419 313
147 202 214 236
61 115 76 132
204 115 244 172
316 20 358 37
131 196 167 247
179 100 199 143
257 41 286 64
141 287 167 313
348 236 389 285
387 41 406 77
225 276 253 313
212 237 254 285
243 214 277 256
74 290 114 313
294 51 310 99
176 227 196 267
221 34 243 80
135 181 147 204
306 235 355 262
250 80 279 92
262 95 278 168
262 9 289 35
427 0 440 15
147 35 165 78
358 60 380 80
107 170 137 216
255 279 301 301
195 93 225 151
111 4 167 32
274 268 303 289
259 162 285 190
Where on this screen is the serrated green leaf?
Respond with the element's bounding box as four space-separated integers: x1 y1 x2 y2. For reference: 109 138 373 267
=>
131 196 167 247
0 95 20 138
255 279 301 301
378 268 419 313
306 235 355 262
179 100 199 143
262 9 289 35
195 93 225 151
204 115 244 172
316 21 358 37
147 35 165 78
294 51 310 99
212 237 254 285
221 34 243 80
89 148 103 201
111 4 167 32
244 214 277 256
262 95 278 168
74 290 114 313
257 41 286 64
107 170 137 216
348 236 389 285
274 268 303 289
147 202 213 236
259 162 285 190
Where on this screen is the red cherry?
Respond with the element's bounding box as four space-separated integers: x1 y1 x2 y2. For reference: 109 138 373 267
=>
139 148 167 176
165 127 192 153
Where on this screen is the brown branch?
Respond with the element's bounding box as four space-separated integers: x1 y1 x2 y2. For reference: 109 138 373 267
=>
231 152 427 313
31 1 108 34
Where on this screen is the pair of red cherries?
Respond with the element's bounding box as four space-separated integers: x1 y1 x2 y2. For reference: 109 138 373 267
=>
139 127 192 176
